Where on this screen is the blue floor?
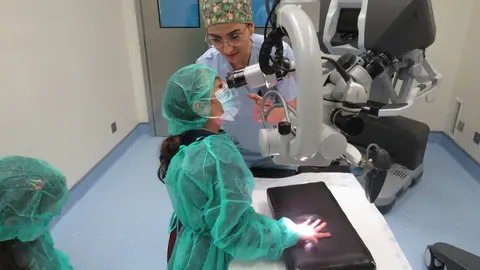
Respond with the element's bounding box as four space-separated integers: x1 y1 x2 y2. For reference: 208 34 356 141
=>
51 133 480 270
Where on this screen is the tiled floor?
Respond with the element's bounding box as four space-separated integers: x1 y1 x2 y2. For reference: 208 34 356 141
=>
51 134 480 270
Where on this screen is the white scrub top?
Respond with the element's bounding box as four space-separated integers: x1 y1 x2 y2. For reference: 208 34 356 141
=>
196 34 297 168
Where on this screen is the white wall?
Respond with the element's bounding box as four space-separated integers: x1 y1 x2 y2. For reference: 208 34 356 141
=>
0 0 139 188
448 0 480 162
121 0 149 123
403 0 474 131
120 0 476 131
1 0 476 189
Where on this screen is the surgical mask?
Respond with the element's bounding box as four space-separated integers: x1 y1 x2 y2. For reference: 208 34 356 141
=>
193 84 241 121
215 84 241 121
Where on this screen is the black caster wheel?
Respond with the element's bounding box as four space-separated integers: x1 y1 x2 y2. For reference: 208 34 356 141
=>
425 246 445 270
376 199 396 214
411 171 424 187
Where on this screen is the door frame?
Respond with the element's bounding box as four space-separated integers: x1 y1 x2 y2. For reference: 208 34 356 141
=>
133 0 271 136
135 0 157 136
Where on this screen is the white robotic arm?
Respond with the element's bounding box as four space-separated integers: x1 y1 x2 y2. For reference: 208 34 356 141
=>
272 2 349 164
227 0 350 166
226 0 440 202
323 50 442 118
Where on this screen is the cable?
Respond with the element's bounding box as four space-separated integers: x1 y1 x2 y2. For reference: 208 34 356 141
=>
261 90 291 126
323 97 367 110
321 56 351 83
339 105 362 113
332 109 343 131
264 0 280 39
264 103 297 120
263 103 297 137
265 0 271 20
392 72 399 88
366 143 381 165
261 90 291 128
263 1 296 76
266 104 298 137
269 55 295 73
265 1 296 74
323 98 343 103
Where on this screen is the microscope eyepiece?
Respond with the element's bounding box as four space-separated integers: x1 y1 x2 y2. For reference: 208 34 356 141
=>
226 69 247 89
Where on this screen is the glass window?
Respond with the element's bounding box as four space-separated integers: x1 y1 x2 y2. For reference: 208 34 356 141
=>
158 0 200 28
253 0 273 27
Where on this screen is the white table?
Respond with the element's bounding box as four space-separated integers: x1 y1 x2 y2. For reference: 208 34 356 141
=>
230 173 412 270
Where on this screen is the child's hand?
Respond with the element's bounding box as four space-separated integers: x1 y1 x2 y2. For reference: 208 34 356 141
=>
296 218 331 244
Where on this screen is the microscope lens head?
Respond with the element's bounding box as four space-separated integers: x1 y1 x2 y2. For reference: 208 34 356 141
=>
226 69 247 89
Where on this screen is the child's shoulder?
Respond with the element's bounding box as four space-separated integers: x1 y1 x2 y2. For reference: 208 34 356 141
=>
181 132 234 152
202 132 235 147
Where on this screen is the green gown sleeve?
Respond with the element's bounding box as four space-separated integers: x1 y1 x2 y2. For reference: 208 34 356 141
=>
201 136 300 261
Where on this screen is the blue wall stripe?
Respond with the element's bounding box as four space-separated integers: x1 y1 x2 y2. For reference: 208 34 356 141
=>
50 127 479 228
434 132 480 183
427 131 444 144
50 122 150 228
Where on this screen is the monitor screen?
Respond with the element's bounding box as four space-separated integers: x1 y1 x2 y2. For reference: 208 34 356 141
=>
337 8 360 33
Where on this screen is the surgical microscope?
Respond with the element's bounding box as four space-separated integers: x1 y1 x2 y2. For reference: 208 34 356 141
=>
226 0 441 212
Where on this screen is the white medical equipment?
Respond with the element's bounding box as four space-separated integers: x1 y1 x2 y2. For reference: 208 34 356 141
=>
226 0 441 206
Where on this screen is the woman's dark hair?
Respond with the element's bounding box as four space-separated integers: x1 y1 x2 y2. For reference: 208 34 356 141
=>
0 240 29 270
158 136 181 183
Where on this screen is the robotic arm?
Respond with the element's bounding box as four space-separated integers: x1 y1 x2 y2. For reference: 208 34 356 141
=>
228 0 346 168
226 0 440 198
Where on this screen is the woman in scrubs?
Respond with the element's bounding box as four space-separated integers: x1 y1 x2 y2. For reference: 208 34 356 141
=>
196 0 298 169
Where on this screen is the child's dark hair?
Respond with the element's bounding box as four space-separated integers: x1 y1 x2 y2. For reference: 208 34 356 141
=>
0 240 29 270
158 136 181 183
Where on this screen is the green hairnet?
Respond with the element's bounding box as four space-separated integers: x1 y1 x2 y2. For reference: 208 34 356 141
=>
0 156 68 242
162 64 217 135
10 231 73 270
